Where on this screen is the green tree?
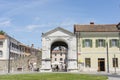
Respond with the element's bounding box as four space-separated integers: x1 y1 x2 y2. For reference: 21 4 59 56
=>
0 30 5 35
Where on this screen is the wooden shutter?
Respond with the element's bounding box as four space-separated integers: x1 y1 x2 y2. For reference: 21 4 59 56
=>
109 40 112 47
96 39 98 48
90 40 92 47
103 40 106 47
82 40 85 48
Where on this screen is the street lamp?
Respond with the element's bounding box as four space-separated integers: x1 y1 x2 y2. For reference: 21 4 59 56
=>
106 40 109 73
8 37 11 73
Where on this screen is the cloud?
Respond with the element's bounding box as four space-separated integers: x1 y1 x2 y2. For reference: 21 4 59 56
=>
26 24 40 31
0 20 11 27
14 18 77 32
0 0 55 17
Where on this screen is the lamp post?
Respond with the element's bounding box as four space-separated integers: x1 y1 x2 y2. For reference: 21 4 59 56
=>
8 37 11 73
106 42 109 73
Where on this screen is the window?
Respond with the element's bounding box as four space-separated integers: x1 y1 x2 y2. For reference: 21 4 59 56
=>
113 58 118 67
85 58 91 67
0 51 3 57
96 39 105 47
83 39 92 47
0 41 3 46
110 39 119 47
60 58 63 61
55 53 57 56
55 58 57 61
60 53 62 56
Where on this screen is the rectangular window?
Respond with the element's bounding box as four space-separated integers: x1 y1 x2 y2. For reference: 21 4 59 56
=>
0 41 3 46
85 58 91 67
55 53 57 56
110 39 118 47
55 58 57 61
0 51 3 57
83 39 92 47
60 53 62 56
96 39 105 47
113 58 118 67
60 58 63 61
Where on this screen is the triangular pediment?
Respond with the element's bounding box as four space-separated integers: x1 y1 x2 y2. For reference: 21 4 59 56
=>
42 27 74 37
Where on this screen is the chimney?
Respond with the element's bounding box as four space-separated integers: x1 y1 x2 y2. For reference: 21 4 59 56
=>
90 22 94 26
31 44 34 48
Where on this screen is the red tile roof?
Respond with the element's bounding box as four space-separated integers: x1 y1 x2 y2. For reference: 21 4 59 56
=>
74 23 119 32
0 35 6 39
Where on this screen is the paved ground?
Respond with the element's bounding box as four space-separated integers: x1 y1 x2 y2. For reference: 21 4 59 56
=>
108 74 120 80
0 71 120 80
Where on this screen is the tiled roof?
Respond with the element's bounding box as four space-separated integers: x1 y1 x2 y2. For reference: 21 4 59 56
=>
74 23 120 32
0 35 6 39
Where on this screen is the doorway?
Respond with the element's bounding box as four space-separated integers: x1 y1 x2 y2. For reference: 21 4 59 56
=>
51 41 68 72
98 58 105 71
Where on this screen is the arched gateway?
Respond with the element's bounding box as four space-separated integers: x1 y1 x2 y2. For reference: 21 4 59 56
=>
40 27 77 72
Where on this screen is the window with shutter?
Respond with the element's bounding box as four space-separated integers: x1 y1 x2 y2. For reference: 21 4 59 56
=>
96 39 106 47
110 39 118 47
83 39 92 48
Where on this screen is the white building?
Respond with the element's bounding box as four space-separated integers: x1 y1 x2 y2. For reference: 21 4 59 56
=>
0 34 41 72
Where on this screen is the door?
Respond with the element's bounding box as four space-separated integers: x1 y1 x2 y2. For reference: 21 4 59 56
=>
98 58 105 71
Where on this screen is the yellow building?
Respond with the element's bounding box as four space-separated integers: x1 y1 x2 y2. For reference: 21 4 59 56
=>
74 22 120 73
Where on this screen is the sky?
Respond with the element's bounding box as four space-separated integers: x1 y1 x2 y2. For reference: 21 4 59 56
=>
0 0 120 48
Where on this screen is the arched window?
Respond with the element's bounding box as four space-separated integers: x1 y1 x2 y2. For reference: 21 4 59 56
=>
0 51 3 57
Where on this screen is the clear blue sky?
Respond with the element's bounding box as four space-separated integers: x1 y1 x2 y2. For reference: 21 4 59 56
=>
0 0 120 48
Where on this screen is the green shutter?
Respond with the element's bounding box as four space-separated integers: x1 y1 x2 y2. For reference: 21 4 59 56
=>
90 40 92 47
118 39 120 48
109 40 112 47
96 40 98 48
82 40 85 48
117 40 119 47
103 40 106 47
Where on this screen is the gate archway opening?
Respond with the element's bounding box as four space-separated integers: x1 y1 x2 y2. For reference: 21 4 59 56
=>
51 41 68 72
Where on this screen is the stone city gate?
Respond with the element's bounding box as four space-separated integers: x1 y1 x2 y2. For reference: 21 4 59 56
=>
40 27 78 72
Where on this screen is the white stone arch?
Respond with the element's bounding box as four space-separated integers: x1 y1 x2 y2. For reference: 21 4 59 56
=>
40 27 78 72
50 38 70 49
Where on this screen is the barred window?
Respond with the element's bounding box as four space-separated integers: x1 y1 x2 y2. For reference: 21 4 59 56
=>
113 58 118 67
85 58 91 67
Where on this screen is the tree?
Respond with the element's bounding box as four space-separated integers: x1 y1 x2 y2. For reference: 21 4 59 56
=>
0 30 5 35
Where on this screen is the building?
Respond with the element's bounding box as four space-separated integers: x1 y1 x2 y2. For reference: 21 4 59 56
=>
0 33 41 72
74 22 120 73
41 22 120 73
41 27 77 72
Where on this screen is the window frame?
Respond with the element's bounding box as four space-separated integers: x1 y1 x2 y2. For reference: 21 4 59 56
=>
112 58 118 67
0 51 3 57
0 41 3 46
83 39 92 48
96 39 106 47
110 39 119 47
85 58 91 68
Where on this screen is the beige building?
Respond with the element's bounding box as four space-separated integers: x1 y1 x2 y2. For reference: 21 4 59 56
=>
51 47 67 64
74 22 120 73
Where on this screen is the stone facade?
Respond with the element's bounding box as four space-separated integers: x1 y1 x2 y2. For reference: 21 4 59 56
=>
41 27 77 72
